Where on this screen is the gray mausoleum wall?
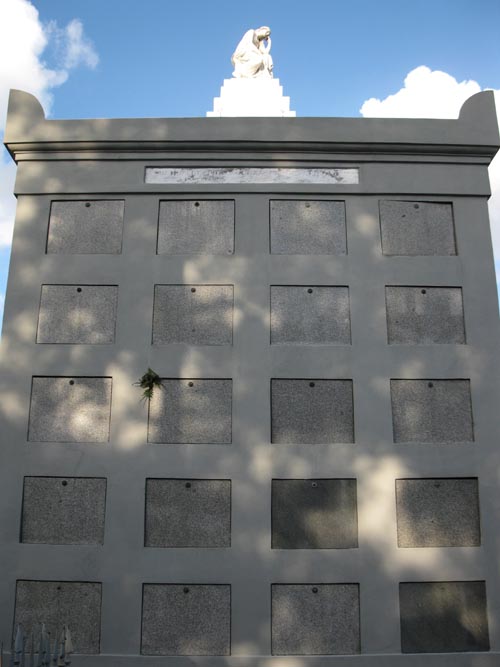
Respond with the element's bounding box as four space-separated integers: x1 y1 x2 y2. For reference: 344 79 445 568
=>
0 89 500 665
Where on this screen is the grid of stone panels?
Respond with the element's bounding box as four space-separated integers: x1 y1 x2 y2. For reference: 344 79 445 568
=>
9 193 492 658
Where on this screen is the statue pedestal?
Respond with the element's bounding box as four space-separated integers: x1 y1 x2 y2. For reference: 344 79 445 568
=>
207 78 296 117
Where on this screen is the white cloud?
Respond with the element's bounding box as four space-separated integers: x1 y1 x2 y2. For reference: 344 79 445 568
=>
0 0 98 248
360 66 500 281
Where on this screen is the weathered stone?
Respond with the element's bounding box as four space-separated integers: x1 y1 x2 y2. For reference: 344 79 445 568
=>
272 584 360 655
148 379 232 444
400 581 489 653
270 200 346 255
386 286 465 344
145 479 231 547
157 200 234 254
272 479 358 548
141 584 230 655
271 379 354 444
37 285 118 344
391 379 474 443
152 285 233 345
14 580 101 654
22 477 106 544
380 201 456 255
46 200 123 254
271 286 351 344
396 478 480 547
28 376 112 443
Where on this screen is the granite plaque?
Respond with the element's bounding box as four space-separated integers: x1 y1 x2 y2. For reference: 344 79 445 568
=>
37 285 118 344
145 479 231 547
21 477 106 545
148 379 232 444
400 581 489 653
15 580 102 654
271 286 351 345
141 584 230 655
153 285 233 345
380 201 456 256
272 479 358 548
270 200 347 255
386 286 465 344
47 200 124 254
28 376 112 443
272 584 360 655
391 379 473 443
396 478 480 547
157 200 234 254
271 379 354 444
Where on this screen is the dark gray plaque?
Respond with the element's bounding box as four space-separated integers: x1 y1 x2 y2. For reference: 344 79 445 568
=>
271 286 351 345
145 479 231 547
157 200 234 254
141 584 230 655
47 200 124 254
14 580 101 654
380 201 456 256
386 286 465 344
22 477 106 545
396 478 480 547
37 285 118 344
148 379 232 444
400 581 489 653
272 584 360 655
271 379 354 444
152 285 233 345
28 376 112 443
270 200 347 255
272 479 358 548
391 379 474 443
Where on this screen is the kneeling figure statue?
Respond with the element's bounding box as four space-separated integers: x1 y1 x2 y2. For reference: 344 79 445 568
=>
231 26 273 79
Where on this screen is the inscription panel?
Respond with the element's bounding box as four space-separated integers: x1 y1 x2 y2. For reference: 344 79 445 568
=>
141 584 230 655
47 200 124 254
391 379 474 443
28 377 112 443
37 285 118 344
145 479 231 547
272 479 358 549
271 286 351 345
271 379 354 444
157 200 234 255
22 477 106 545
14 581 102 654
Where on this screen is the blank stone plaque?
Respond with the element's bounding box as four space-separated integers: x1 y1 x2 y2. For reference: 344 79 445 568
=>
380 201 456 255
270 200 346 255
47 200 124 254
148 379 232 444
22 477 106 545
400 581 489 653
141 584 230 655
15 580 101 654
145 479 231 547
157 200 234 254
271 286 351 344
391 380 473 443
272 584 360 655
272 479 358 548
396 478 480 547
271 380 354 444
386 286 465 344
37 285 118 344
153 285 233 345
28 377 112 443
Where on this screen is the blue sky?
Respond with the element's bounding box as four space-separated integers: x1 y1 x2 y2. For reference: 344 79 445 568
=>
1 0 500 324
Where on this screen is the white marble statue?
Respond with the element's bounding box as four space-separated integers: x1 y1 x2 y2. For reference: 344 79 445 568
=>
231 27 273 78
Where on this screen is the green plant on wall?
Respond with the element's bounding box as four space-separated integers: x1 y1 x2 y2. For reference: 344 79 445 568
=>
134 368 162 402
